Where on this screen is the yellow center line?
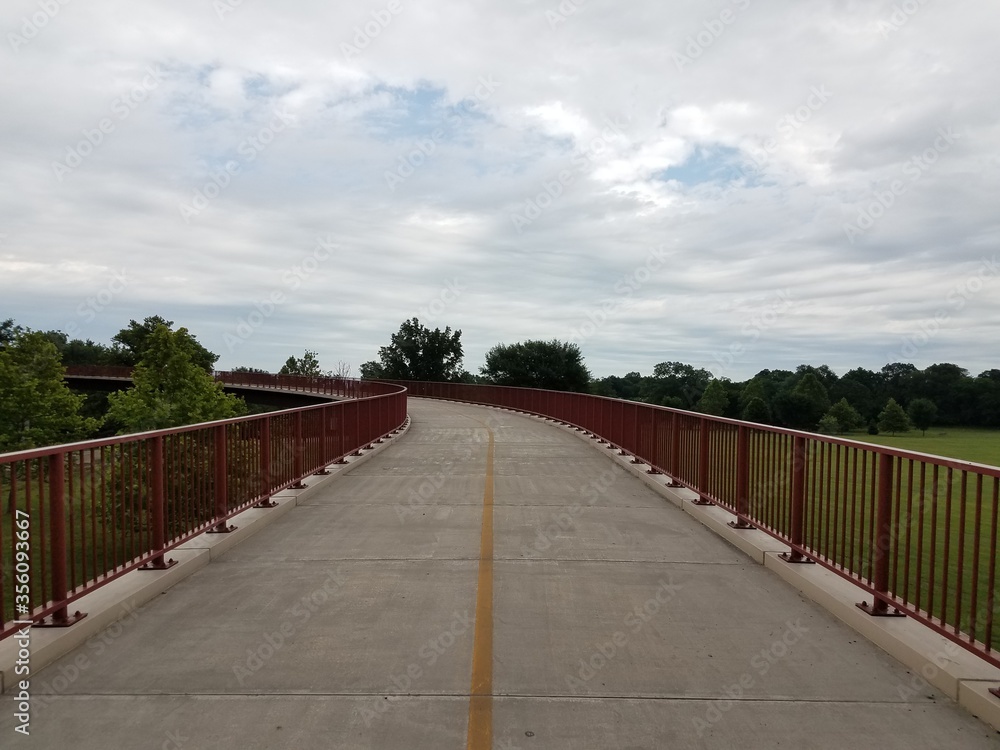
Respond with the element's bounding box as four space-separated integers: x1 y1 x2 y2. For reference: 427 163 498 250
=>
466 423 495 750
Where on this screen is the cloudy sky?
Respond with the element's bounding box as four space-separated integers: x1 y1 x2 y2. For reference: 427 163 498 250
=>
1 0 997 380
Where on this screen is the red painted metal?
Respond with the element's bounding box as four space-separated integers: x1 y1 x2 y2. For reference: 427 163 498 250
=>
729 425 752 529
1 372 406 639
372 378 1000 670
139 436 175 570
36 454 85 627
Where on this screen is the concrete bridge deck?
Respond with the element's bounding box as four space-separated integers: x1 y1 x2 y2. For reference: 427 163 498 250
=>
2 399 999 749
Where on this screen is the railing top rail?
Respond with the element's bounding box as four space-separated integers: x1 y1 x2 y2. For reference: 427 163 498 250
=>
1 370 407 463
387 378 1000 475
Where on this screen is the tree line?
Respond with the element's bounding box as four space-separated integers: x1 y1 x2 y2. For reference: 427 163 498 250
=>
2 314 997 463
359 319 1000 435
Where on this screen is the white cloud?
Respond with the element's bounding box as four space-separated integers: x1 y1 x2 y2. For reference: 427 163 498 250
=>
1 0 997 379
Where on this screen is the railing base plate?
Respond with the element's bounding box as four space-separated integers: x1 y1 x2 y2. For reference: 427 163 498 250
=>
255 498 278 508
207 524 237 534
728 520 753 529
139 558 178 570
35 611 87 628
855 601 905 617
778 552 814 564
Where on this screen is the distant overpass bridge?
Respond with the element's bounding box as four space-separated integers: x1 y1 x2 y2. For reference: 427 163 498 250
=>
2 370 1000 747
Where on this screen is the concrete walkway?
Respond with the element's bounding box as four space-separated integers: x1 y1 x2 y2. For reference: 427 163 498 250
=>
3 399 1000 749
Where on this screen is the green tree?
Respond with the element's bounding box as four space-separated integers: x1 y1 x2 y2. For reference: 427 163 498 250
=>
105 325 245 433
741 396 771 424
880 362 918 406
831 369 878 421
697 379 729 416
974 370 1000 427
738 378 767 411
593 371 644 400
640 361 713 409
773 372 830 429
360 318 464 381
279 350 323 377
60 337 113 365
0 318 24 349
111 316 218 372
825 397 863 433
877 398 910 436
0 331 99 511
816 414 840 435
480 340 591 392
906 398 938 436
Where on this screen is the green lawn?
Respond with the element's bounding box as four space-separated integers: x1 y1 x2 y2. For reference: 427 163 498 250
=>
847 427 1000 469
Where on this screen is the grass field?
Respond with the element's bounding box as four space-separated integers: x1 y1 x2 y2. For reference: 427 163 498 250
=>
847 426 1000 468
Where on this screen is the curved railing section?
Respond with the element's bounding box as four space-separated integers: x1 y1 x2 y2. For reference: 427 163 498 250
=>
394 380 1000 669
0 372 406 640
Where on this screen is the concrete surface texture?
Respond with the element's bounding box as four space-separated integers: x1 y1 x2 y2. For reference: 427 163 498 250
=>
2 399 1000 749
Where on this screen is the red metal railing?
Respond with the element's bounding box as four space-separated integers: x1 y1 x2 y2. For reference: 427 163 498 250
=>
0 373 406 639
392 380 1000 668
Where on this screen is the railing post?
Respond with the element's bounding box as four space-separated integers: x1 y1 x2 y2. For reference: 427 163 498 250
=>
209 425 236 533
256 416 277 507
315 409 331 475
290 411 306 488
779 436 811 563
693 418 713 505
668 413 683 487
351 401 363 456
858 452 904 616
646 410 661 474
729 425 753 529
140 436 177 569
38 452 86 627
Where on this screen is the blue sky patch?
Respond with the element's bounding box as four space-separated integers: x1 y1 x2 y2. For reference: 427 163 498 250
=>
658 145 760 187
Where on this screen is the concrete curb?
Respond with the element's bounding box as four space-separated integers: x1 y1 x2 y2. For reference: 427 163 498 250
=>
463 401 1000 733
0 417 411 695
